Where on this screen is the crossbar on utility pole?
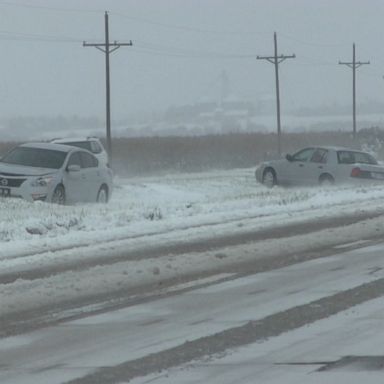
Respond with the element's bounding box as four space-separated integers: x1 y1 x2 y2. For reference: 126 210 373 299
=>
257 32 295 156
339 43 369 139
83 11 133 166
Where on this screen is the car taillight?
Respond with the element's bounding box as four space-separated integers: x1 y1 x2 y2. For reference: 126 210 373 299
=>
351 167 361 177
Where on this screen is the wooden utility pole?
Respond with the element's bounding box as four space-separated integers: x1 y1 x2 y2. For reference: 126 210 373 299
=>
339 43 369 139
257 32 295 156
83 11 133 165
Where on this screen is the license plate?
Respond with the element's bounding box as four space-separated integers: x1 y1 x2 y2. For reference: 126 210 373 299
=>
0 187 10 197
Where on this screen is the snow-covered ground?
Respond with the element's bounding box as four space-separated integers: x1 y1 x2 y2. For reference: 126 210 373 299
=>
3 241 384 384
2 167 384 257
3 168 384 383
129 296 384 384
3 168 384 318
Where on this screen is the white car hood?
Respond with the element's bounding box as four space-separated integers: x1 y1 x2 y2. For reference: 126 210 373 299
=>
0 163 56 177
262 158 286 167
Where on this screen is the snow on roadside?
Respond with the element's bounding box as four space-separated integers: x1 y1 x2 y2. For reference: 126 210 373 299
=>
1 168 384 260
2 216 384 318
2 168 384 317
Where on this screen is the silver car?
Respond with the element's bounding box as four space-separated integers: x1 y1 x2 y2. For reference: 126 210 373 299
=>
51 137 109 166
255 146 384 188
0 142 113 204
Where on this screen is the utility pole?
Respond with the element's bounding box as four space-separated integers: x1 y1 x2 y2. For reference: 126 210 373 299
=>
83 11 133 165
339 43 369 139
257 32 295 156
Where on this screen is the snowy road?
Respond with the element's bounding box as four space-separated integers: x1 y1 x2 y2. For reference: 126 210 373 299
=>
2 168 384 323
129 292 384 384
2 168 384 383
2 242 384 383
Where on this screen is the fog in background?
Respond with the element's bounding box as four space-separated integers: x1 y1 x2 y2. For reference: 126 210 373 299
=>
0 0 383 138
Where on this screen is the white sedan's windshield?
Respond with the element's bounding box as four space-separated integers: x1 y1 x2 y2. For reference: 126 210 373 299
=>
1 147 67 169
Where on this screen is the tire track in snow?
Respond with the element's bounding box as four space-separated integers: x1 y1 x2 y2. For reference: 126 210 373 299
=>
0 209 383 285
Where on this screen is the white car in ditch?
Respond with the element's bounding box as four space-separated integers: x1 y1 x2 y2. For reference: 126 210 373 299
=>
0 142 113 204
255 146 384 188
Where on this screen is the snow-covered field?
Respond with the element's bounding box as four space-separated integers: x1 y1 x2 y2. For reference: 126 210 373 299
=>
3 168 384 384
2 167 384 318
2 167 384 257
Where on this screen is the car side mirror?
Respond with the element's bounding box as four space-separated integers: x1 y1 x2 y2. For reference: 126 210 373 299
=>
67 164 81 172
286 154 293 162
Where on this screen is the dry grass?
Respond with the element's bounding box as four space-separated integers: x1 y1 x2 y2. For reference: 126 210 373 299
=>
111 131 360 176
0 131 373 176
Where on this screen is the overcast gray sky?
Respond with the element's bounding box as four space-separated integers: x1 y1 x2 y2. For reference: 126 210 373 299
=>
0 0 383 119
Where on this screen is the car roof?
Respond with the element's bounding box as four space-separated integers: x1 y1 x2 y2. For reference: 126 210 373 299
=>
306 146 367 152
20 142 77 153
51 137 100 143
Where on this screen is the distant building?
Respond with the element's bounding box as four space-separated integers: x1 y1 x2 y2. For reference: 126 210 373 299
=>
165 96 254 122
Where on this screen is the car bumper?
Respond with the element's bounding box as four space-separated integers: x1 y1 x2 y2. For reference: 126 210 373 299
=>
0 185 51 202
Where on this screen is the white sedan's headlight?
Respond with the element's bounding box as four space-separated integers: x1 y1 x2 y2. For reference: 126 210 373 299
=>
30 176 54 187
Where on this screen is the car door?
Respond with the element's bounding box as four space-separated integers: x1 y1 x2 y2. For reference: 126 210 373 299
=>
64 151 85 203
305 148 329 184
286 148 315 185
79 152 100 202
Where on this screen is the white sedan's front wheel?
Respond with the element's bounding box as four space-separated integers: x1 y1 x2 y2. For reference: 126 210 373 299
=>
96 185 108 203
51 185 66 205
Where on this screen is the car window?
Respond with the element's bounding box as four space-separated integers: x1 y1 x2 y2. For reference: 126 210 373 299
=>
67 152 82 167
80 152 98 168
62 141 92 152
310 149 328 163
337 151 354 164
337 151 378 165
292 148 315 162
1 147 67 169
354 152 378 165
90 141 102 154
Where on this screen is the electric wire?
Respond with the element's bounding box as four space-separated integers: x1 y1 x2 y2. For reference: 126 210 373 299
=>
0 0 103 14
110 10 270 37
0 1 383 72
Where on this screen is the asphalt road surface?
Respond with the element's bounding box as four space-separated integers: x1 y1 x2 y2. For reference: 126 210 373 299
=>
2 211 384 383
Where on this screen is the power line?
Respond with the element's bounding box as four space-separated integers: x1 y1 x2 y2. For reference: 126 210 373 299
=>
132 40 255 59
0 1 270 37
0 1 102 13
279 32 349 48
131 47 254 59
0 29 80 43
295 54 336 66
257 32 295 155
83 11 132 165
339 43 370 139
110 11 270 37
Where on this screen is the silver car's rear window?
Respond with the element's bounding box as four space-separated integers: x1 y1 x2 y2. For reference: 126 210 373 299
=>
1 147 67 169
337 150 378 165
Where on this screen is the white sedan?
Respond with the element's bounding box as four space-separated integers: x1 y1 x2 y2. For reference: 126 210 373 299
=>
255 146 384 187
0 142 113 204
